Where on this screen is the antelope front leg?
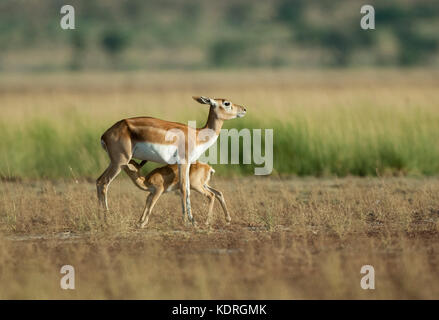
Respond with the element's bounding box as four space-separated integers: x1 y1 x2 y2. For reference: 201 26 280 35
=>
178 163 194 225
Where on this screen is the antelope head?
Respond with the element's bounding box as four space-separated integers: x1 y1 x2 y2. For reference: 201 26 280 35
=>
192 96 247 120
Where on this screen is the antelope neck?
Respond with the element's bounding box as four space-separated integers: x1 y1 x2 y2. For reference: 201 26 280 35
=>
200 106 224 135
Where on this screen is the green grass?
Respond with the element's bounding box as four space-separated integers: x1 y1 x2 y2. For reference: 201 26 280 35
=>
2 105 439 179
0 117 106 179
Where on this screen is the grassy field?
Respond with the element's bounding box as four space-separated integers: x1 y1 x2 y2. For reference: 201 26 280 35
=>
1 69 439 178
0 176 438 299
0 70 439 299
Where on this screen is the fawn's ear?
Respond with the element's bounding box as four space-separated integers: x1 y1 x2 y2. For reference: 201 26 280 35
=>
192 96 211 105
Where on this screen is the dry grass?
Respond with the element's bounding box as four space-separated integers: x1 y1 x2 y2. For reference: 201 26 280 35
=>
0 176 438 299
2 69 439 123
1 70 438 299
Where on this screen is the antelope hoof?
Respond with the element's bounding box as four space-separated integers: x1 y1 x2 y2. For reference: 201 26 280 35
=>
138 220 149 228
191 219 197 227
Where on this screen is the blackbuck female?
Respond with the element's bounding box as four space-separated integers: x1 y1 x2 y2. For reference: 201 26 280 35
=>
97 96 246 224
124 160 231 228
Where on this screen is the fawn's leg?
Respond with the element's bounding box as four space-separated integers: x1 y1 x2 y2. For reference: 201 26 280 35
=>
139 187 164 228
193 185 215 226
206 185 231 223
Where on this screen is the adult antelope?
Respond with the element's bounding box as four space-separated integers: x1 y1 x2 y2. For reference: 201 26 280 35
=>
96 96 246 224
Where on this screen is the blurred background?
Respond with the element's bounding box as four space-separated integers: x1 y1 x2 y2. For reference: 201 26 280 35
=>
1 0 439 178
1 0 439 71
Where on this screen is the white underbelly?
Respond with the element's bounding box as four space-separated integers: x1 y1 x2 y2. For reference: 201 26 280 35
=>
132 142 178 164
133 135 218 164
188 135 218 163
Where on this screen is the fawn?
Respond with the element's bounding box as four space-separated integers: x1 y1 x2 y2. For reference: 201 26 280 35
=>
123 160 231 228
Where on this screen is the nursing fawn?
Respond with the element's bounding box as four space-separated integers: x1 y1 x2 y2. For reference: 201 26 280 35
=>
124 160 231 228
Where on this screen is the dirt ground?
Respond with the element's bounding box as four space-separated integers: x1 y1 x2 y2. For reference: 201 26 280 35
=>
0 176 438 299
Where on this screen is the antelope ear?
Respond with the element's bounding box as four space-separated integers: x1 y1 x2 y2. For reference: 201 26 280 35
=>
192 96 211 105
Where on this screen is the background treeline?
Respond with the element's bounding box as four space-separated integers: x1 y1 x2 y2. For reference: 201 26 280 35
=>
1 0 439 71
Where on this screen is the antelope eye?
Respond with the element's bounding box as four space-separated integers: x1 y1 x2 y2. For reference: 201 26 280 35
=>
224 101 231 107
